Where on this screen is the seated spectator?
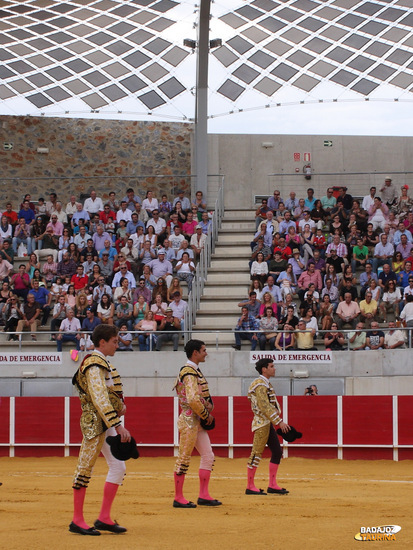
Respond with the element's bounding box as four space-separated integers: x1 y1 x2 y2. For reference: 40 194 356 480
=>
82 252 97 277
155 308 181 351
113 276 133 305
384 321 406 349
168 291 187 331
147 209 167 244
3 294 22 340
302 307 318 335
133 294 149 324
321 278 339 310
0 256 13 285
135 310 157 351
79 333 95 352
11 264 30 301
71 204 90 229
13 218 34 256
250 252 268 285
359 263 378 300
397 260 413 289
258 291 278 318
167 277 183 302
295 319 316 350
248 279 263 302
268 251 287 280
326 247 345 275
57 251 77 280
392 251 404 274
158 194 172 220
232 306 259 351
378 263 397 290
87 264 102 294
42 254 58 286
275 323 295 351
117 323 133 351
277 263 297 298
380 280 401 321
115 296 134 330
255 198 270 229
16 293 41 341
169 225 186 253
372 234 394 273
351 238 369 272
339 278 358 303
142 190 158 215
336 292 360 329
190 225 206 258
0 214 13 242
133 276 152 304
74 292 88 326
324 322 345 350
151 294 168 325
97 293 114 325
288 248 305 279
318 294 334 331
238 291 261 318
29 279 51 326
258 306 278 350
92 276 112 304
56 308 81 351
367 278 381 305
148 250 173 288
359 291 378 328
365 322 385 350
46 214 64 237
348 322 367 350
82 307 101 332
262 275 282 304
98 251 114 284
112 264 136 291
297 262 322 301
176 252 196 292
71 265 89 294
279 304 299 329
368 197 389 232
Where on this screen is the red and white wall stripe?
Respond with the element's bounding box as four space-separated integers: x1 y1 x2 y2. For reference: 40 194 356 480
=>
1 396 412 460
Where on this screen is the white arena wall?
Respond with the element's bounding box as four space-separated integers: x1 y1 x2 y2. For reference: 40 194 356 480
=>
1 349 412 398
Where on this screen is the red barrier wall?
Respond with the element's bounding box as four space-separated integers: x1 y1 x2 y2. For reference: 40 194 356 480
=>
2 396 413 460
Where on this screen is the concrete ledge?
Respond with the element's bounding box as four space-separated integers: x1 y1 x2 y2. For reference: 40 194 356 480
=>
1 348 412 397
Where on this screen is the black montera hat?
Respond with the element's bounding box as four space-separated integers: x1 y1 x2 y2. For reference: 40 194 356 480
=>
276 425 303 443
106 434 139 461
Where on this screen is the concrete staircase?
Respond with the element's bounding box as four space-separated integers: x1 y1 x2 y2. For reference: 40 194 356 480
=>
193 209 254 348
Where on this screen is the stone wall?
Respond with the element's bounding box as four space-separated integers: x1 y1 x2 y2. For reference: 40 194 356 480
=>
0 116 192 204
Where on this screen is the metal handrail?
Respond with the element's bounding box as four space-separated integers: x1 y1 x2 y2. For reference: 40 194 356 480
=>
183 180 225 344
6 323 411 351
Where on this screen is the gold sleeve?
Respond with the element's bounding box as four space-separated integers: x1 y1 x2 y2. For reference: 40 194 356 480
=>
255 385 282 426
85 366 121 430
183 374 209 420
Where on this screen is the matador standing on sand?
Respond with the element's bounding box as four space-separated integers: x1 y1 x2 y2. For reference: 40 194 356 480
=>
173 339 222 508
246 358 290 495
70 324 131 535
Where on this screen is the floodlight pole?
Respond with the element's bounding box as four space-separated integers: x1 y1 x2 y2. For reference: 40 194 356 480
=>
194 0 211 199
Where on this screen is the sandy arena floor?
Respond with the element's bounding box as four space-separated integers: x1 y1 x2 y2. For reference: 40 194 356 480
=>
0 456 412 549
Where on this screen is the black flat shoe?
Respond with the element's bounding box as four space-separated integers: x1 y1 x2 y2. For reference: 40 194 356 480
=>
69 522 101 536
267 487 289 494
173 500 197 508
94 519 127 533
245 488 267 495
197 498 222 506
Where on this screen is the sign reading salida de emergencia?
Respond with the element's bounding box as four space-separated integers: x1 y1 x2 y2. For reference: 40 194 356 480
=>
250 351 332 363
0 353 62 365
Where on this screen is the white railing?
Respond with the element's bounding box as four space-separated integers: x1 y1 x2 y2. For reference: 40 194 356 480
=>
184 180 225 343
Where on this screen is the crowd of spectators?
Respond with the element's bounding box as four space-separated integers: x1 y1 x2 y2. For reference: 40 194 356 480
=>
0 186 211 351
234 179 413 351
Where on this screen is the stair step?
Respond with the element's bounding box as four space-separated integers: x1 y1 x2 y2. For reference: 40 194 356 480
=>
195 316 238 329
223 211 255 220
212 247 251 256
220 223 255 231
198 301 239 312
206 272 250 283
210 259 250 269
203 286 249 297
218 234 253 245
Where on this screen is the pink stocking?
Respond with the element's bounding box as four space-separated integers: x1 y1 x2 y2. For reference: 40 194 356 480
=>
269 462 282 490
98 482 119 524
174 472 189 504
198 469 212 500
72 487 89 529
247 467 259 492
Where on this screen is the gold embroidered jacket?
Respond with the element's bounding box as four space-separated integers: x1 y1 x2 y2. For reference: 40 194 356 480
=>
174 363 211 427
73 352 123 440
248 375 282 432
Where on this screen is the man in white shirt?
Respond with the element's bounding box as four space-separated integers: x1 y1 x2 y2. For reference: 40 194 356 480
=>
111 265 136 290
56 308 81 351
116 201 132 224
169 291 188 330
84 190 104 214
362 186 376 212
190 225 207 258
66 195 81 220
